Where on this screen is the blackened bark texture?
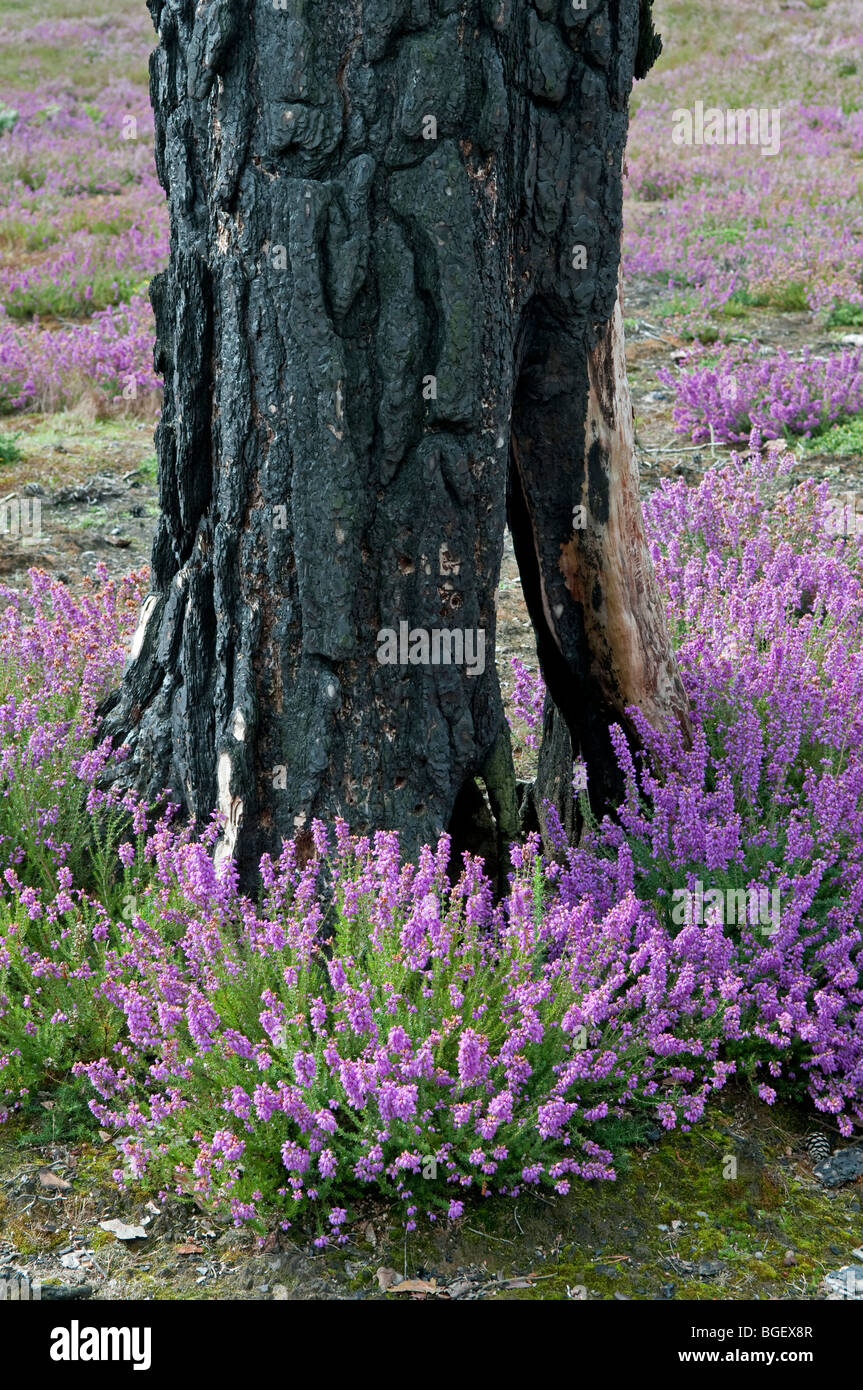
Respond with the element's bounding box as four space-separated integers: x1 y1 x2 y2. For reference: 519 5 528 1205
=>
102 0 684 880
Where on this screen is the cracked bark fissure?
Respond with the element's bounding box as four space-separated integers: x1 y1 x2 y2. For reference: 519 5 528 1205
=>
101 0 686 882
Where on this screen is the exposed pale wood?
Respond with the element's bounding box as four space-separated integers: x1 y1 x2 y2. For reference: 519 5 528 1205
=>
560 290 690 741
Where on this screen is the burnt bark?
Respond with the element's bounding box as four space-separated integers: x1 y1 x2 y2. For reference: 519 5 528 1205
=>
102 0 685 880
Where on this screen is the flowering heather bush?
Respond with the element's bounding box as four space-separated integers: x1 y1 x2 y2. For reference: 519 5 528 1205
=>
0 80 157 197
0 222 161 322
562 452 863 1129
0 564 147 892
0 14 152 70
625 102 863 327
624 0 863 329
0 68 165 412
0 863 137 1126
70 820 746 1238
657 344 863 445
0 451 860 1237
509 656 545 753
0 564 151 1121
0 294 160 412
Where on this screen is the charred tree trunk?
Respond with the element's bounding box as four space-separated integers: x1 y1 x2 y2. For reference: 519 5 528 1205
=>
101 0 683 881
513 284 691 846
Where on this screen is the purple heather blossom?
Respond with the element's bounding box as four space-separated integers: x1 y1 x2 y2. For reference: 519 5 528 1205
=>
292 1050 316 1087
658 344 863 445
457 1030 491 1088
318 1149 337 1178
281 1142 310 1174
510 658 545 751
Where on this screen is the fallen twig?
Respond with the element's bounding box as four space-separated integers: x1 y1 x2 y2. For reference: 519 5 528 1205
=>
465 1226 517 1245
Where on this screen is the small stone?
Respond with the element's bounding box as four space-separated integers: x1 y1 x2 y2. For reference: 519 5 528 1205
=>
783 1250 797 1267
816 1150 863 1187
99 1219 147 1241
446 1279 471 1298
40 1283 94 1301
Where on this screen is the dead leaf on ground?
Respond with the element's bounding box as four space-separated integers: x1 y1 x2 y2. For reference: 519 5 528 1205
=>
175 1242 204 1256
38 1169 72 1191
388 1277 438 1295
